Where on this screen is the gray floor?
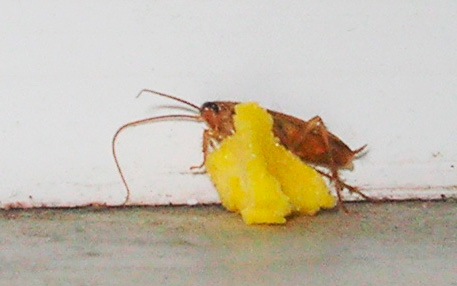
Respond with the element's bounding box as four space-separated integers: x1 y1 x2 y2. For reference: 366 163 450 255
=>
1 201 456 286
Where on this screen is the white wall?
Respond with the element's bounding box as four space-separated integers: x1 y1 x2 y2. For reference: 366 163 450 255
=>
1 1 456 208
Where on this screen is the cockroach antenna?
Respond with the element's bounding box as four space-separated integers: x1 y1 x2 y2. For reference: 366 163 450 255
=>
136 89 200 112
112 90 204 205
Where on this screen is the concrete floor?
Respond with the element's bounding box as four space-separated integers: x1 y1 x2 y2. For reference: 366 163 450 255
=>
1 201 456 286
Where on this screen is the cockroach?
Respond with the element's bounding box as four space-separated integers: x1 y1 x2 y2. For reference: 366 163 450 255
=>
112 89 372 211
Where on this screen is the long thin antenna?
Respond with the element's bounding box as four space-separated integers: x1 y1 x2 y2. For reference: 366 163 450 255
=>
136 89 200 111
112 114 203 204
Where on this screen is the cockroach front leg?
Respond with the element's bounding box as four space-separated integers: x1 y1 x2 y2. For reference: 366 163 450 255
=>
190 129 213 173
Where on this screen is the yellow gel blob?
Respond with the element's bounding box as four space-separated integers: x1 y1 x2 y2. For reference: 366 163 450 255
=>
205 103 336 224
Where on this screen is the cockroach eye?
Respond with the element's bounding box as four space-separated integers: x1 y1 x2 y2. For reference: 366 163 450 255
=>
201 102 220 113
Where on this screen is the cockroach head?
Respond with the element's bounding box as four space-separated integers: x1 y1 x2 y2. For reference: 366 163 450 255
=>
201 102 220 113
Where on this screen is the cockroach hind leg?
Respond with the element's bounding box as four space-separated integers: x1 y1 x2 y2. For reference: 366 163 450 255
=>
334 177 349 213
305 116 352 211
329 169 349 213
316 169 375 207
340 181 376 202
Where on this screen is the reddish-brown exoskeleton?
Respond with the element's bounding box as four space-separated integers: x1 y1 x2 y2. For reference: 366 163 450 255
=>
112 89 371 211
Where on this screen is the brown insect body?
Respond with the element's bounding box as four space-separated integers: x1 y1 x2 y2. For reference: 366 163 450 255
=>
113 90 371 210
271 110 364 170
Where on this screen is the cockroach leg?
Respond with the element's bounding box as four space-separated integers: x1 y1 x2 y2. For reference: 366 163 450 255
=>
303 116 326 134
299 116 350 211
299 116 373 211
190 129 212 171
315 169 374 202
189 161 205 171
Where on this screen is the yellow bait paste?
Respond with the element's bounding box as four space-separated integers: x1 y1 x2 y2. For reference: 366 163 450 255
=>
205 103 336 224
